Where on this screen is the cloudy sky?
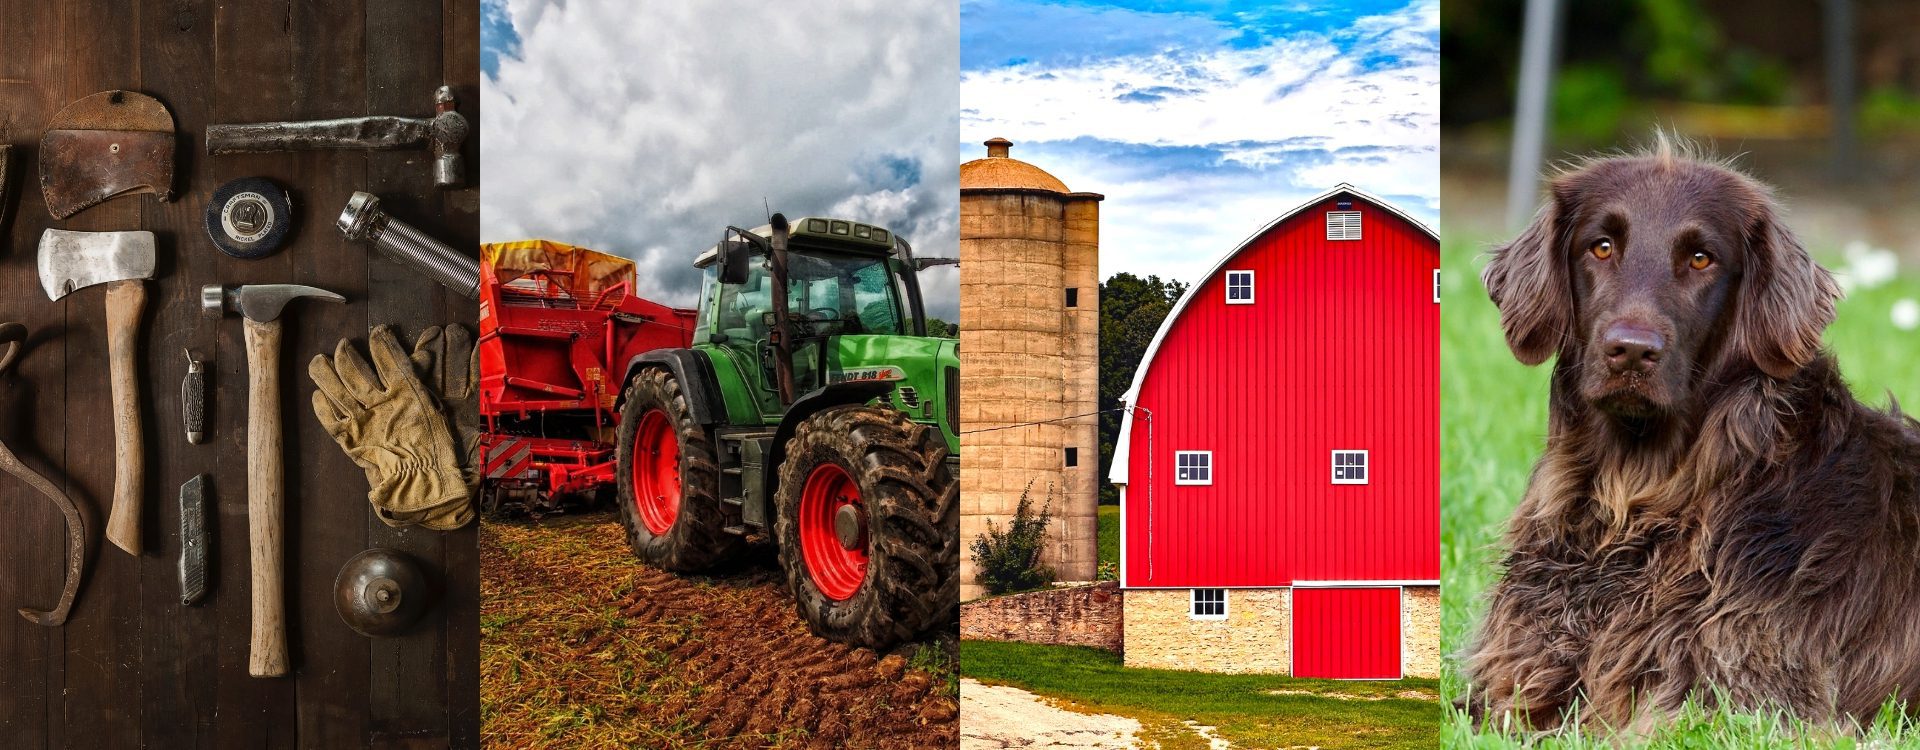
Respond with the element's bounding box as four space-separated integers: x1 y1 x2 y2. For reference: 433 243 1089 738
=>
480 0 960 319
961 0 1439 284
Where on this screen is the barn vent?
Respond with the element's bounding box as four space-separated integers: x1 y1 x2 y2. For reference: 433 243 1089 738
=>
1326 210 1362 241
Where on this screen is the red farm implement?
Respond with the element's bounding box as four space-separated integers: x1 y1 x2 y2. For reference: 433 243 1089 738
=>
477 240 696 514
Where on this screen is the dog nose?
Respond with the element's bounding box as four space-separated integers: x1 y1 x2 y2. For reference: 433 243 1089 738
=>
1602 325 1664 373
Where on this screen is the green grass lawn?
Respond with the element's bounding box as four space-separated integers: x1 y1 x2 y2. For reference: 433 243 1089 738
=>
963 640 1439 750
1442 235 1920 747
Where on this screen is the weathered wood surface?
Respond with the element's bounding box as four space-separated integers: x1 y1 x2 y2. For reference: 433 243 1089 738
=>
0 0 480 746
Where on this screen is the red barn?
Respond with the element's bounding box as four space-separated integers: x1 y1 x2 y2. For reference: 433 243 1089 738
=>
1110 185 1439 679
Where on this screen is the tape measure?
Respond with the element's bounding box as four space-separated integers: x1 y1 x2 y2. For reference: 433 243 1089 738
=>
204 177 292 259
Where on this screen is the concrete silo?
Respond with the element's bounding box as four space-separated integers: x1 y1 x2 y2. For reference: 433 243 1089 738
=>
959 137 1102 600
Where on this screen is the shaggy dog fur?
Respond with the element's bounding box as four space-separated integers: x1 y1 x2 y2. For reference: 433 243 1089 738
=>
1464 141 1920 732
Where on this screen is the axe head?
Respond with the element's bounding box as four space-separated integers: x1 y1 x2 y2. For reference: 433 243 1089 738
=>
37 229 156 301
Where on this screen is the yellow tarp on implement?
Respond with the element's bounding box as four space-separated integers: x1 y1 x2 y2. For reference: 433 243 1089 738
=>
481 239 635 299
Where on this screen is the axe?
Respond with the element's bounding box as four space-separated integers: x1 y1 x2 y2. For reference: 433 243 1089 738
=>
38 229 155 555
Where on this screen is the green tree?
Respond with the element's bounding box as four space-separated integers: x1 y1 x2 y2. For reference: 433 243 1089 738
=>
925 316 958 338
1098 273 1187 505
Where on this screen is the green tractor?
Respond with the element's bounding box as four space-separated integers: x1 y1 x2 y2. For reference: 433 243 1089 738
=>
614 213 959 648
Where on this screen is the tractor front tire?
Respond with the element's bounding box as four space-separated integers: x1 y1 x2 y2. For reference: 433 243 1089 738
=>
615 368 742 572
775 405 958 649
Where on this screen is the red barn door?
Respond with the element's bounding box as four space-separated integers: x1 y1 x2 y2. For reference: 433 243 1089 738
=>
1293 587 1401 679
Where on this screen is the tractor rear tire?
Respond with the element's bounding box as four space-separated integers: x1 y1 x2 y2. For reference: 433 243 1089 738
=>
775 405 958 649
615 368 742 572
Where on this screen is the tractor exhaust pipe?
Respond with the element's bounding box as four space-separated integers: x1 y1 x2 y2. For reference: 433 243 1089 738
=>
768 213 797 405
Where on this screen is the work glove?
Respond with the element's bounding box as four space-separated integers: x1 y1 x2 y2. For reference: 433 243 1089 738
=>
408 323 480 491
309 325 472 531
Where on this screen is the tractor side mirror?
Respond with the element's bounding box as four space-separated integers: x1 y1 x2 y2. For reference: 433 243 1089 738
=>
717 238 751 285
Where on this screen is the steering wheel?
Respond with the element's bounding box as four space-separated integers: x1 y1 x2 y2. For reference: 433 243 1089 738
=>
789 307 844 336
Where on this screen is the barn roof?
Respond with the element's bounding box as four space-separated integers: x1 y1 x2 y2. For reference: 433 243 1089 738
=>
1108 184 1437 485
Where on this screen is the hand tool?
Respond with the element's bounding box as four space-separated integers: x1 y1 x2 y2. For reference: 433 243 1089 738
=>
179 474 211 607
183 350 206 444
333 548 433 637
0 322 86 626
204 177 293 259
205 85 468 188
336 191 479 298
37 228 156 555
201 283 346 677
39 90 176 219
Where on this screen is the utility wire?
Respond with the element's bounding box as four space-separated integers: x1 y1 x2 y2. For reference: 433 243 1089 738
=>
957 408 1119 435
956 404 1156 582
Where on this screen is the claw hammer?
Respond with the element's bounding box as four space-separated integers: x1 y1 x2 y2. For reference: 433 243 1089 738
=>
202 283 344 677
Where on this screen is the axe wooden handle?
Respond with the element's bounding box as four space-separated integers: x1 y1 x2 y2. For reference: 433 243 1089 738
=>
103 280 145 555
244 317 288 677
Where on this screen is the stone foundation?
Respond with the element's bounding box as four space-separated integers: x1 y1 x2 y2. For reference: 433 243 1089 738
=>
959 582 1123 653
1121 588 1292 674
1123 586 1443 678
1403 586 1441 679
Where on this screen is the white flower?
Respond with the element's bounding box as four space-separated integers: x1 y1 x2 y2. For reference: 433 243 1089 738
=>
1839 240 1899 291
1892 298 1920 331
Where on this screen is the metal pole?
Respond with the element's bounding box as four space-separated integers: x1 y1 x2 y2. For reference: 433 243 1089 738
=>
1506 0 1564 232
1826 0 1856 177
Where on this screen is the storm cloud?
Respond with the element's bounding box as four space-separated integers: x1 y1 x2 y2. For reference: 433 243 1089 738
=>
481 0 960 319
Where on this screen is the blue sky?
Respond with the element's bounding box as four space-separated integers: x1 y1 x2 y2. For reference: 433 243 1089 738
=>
479 0 959 318
961 0 1438 283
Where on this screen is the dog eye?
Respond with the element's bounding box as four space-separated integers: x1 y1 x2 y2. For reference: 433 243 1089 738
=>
1689 252 1713 270
1589 239 1613 260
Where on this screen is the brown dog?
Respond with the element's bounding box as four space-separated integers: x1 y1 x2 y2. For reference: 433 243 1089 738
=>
1465 139 1920 731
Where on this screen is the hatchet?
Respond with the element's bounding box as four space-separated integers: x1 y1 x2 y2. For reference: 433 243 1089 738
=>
38 229 155 555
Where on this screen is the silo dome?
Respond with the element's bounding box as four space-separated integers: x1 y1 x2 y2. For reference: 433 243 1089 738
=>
961 138 1072 193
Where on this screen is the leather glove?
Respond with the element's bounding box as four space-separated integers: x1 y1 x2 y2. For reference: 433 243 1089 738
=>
408 324 480 491
310 325 471 531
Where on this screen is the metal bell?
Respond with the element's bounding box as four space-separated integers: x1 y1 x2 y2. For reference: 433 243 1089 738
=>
333 548 434 638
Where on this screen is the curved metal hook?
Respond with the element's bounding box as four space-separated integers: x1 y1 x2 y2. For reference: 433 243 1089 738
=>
0 322 26 376
0 322 85 625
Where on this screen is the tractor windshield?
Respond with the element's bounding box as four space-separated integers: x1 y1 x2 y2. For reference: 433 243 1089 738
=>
783 250 910 336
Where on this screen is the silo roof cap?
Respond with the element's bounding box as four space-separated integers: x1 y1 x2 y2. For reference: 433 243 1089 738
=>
961 137 1072 193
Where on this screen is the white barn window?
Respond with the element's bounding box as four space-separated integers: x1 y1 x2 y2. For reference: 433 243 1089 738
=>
1225 270 1254 304
1191 588 1227 619
1434 269 1441 303
1326 210 1362 241
1175 451 1212 485
1332 450 1369 484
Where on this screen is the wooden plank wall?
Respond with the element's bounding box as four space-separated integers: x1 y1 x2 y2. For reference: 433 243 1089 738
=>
0 0 480 746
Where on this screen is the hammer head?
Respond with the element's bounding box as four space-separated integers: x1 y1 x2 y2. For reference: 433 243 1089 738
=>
430 86 467 188
200 284 345 322
37 229 157 301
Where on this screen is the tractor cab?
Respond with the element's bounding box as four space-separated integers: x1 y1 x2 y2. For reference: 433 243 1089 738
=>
692 217 955 448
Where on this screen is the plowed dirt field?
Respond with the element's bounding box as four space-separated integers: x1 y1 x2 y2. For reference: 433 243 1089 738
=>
480 512 960 749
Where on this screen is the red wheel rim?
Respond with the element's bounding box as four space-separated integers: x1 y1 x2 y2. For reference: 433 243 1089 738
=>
631 409 680 535
799 462 868 601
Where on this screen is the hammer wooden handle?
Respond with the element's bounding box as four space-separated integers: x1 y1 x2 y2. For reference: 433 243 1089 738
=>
244 317 288 677
104 280 145 555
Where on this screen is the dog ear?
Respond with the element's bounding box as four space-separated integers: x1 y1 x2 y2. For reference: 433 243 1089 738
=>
1730 202 1840 379
1482 194 1573 365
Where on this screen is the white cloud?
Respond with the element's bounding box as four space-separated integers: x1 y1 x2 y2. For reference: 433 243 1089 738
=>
482 0 961 318
959 0 1438 284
